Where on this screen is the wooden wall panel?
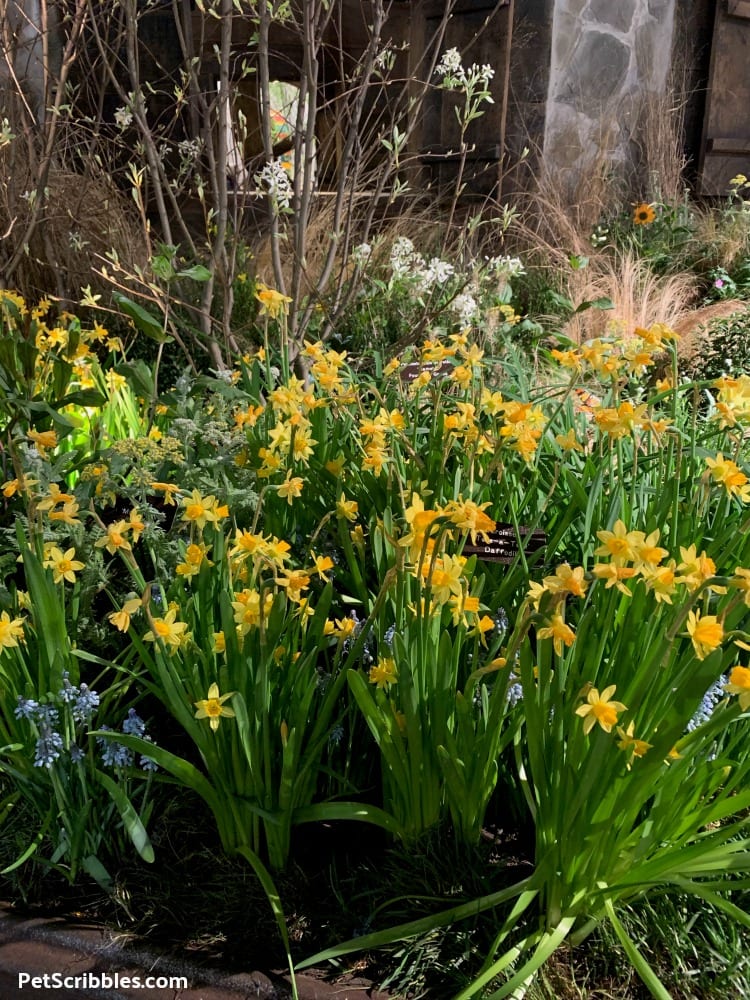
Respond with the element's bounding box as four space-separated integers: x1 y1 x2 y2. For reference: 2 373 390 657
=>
698 1 750 194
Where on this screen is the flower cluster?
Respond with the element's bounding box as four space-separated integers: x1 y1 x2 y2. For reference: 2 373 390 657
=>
253 159 293 212
11 648 157 771
97 709 158 771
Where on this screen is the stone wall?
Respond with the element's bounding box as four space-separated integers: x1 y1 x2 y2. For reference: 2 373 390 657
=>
542 0 677 186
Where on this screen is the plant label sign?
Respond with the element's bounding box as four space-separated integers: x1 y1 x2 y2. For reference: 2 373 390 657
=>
399 360 454 382
463 523 547 565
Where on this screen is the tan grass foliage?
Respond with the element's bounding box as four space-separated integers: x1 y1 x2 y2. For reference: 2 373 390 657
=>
562 249 698 342
0 159 146 303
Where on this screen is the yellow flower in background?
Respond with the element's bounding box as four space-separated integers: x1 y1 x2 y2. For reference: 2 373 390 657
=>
255 283 292 320
425 554 465 605
95 520 132 555
277 569 311 603
471 615 495 646
277 473 304 505
593 401 647 438
3 475 39 498
108 597 142 632
633 202 656 225
0 611 26 648
151 481 179 505
537 613 576 656
324 617 357 639
144 608 188 649
676 545 723 593
640 561 677 603
725 666 750 709
685 611 724 660
181 489 220 530
576 685 627 734
543 563 588 599
369 656 397 690
631 529 668 569
44 546 85 584
325 455 345 477
124 508 145 543
526 580 547 609
350 524 366 553
48 499 81 525
594 521 641 564
311 553 334 580
555 428 583 452
36 483 74 511
446 498 495 544
732 567 750 607
194 683 236 731
449 593 481 627
336 494 358 521
705 453 750 502
28 428 58 455
176 543 212 577
550 348 582 369
616 722 652 762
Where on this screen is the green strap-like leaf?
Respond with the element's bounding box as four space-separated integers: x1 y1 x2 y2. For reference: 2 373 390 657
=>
234 845 298 1000
604 898 672 1000
95 769 154 863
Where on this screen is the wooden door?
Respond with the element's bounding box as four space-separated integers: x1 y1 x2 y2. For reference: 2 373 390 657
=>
698 0 750 195
418 0 513 199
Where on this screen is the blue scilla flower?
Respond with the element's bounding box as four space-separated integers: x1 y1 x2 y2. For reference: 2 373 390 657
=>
122 708 146 737
686 676 727 733
73 684 100 723
34 729 64 768
15 697 40 720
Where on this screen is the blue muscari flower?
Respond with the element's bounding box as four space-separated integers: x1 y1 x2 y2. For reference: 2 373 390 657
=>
15 697 40 720
122 708 146 737
34 730 64 768
73 684 100 723
97 727 134 768
686 676 727 732
36 703 60 728
69 744 85 764
506 680 523 707
494 607 509 633
329 723 344 747
383 624 396 650
138 735 159 772
58 671 79 704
